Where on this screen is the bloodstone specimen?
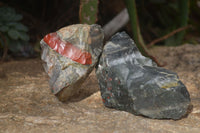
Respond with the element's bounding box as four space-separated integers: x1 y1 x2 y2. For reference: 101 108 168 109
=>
40 24 104 101
96 32 191 120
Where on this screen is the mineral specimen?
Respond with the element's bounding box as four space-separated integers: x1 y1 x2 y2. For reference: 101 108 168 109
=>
40 24 104 101
96 32 191 120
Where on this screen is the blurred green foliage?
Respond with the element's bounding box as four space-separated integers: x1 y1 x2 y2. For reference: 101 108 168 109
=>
136 0 189 46
0 7 29 53
0 0 198 59
190 0 200 32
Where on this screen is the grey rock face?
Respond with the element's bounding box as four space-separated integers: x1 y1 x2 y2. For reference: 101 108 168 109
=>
96 32 191 119
40 24 104 102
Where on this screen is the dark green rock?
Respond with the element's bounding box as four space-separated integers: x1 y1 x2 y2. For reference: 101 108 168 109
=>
96 32 191 120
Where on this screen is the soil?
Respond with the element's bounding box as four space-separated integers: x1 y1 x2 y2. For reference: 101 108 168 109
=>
0 44 200 133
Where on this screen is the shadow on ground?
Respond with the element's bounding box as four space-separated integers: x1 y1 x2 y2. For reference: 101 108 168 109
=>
0 44 200 133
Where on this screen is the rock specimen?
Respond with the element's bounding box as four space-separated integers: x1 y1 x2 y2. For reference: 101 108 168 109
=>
40 24 104 101
96 32 191 120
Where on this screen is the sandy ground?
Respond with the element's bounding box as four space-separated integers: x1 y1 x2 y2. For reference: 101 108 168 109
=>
0 44 200 133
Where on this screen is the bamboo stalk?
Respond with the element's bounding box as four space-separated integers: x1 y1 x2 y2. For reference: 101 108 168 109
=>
176 0 189 45
124 0 144 52
124 0 162 66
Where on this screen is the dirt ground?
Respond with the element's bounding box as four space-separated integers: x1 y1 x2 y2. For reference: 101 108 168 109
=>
0 44 200 133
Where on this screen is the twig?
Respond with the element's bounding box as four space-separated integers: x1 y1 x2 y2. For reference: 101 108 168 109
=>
147 25 191 48
103 8 129 40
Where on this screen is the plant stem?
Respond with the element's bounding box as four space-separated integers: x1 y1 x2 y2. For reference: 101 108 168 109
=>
124 0 163 66
79 0 98 24
176 0 189 45
124 0 148 56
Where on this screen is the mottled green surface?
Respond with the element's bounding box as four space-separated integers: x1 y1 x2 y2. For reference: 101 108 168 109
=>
79 0 98 24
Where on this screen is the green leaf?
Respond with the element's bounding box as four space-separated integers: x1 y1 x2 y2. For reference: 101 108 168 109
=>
7 14 22 22
0 7 22 22
18 32 29 41
6 22 18 26
8 29 20 40
0 7 15 22
0 25 9 32
12 14 23 21
7 22 28 32
8 40 23 52
15 23 28 32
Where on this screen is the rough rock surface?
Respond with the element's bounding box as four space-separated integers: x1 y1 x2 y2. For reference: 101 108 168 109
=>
96 32 191 119
40 24 104 101
0 44 200 133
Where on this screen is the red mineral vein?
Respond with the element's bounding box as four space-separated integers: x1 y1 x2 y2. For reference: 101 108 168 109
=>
102 99 106 103
107 87 112 91
43 32 92 65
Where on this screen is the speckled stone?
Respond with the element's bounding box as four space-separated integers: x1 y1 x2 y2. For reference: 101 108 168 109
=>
40 24 104 101
96 32 191 120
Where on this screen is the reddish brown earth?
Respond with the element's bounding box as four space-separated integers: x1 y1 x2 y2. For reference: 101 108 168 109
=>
0 44 200 133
